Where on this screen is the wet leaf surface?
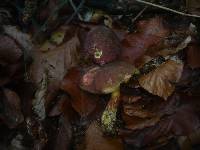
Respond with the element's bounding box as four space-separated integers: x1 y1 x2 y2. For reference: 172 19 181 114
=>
1 2 200 149
61 67 102 118
121 17 170 65
139 60 184 100
0 88 24 128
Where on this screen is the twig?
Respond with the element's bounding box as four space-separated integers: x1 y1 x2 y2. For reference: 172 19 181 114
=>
65 0 85 24
33 0 69 40
135 0 200 18
69 0 83 20
132 6 148 23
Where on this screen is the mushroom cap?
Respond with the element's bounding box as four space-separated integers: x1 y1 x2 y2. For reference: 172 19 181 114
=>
80 61 135 94
84 26 121 65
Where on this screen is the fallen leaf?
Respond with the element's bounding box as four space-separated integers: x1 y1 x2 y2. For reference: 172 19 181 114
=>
85 122 124 150
0 35 22 64
48 94 68 117
29 33 80 116
30 34 80 84
0 88 24 128
122 115 160 131
54 114 72 150
121 16 169 65
3 25 33 61
123 104 155 118
120 94 200 147
0 62 23 86
186 0 200 15
139 60 184 99
61 67 100 118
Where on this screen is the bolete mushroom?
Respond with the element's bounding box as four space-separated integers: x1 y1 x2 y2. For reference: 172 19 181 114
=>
80 61 137 134
83 26 121 65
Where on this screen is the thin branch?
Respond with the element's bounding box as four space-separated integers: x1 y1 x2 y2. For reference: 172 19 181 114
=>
132 6 148 23
69 0 83 20
135 0 200 18
65 0 85 24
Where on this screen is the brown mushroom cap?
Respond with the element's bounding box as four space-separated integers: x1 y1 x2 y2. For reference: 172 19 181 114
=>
84 26 121 65
80 61 136 94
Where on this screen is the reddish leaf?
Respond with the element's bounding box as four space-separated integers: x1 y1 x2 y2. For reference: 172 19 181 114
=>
122 115 160 131
29 32 80 117
0 62 23 86
61 67 100 118
121 17 169 65
0 89 24 128
0 35 22 64
120 95 200 147
48 94 68 117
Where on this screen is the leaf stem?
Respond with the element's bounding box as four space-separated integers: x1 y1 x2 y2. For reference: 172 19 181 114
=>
135 0 200 18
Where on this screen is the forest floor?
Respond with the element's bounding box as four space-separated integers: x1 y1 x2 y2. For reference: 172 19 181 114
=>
0 0 200 150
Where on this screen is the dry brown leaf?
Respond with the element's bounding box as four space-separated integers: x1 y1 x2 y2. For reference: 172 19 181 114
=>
139 60 183 100
123 115 160 131
85 122 124 150
186 0 200 15
0 35 22 64
3 25 33 60
121 17 169 65
29 33 80 120
61 68 101 118
1 88 24 128
30 34 80 84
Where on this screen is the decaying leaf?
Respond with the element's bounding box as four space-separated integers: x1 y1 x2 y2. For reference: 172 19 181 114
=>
1 88 24 128
186 0 200 15
3 25 33 61
121 16 169 65
54 114 72 150
139 60 183 99
120 95 200 148
0 35 22 64
30 34 80 84
61 67 101 118
123 115 160 131
85 122 124 150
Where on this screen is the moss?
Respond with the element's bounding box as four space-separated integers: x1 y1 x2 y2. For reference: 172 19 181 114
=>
101 89 120 134
101 107 117 135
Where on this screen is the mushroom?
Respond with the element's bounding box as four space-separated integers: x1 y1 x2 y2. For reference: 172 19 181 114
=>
83 26 121 65
80 61 137 134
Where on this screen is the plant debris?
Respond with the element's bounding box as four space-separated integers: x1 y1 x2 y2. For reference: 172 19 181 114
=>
0 0 200 149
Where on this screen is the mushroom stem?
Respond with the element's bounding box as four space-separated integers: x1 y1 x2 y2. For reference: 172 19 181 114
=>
101 88 121 134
